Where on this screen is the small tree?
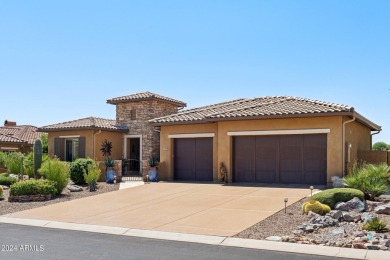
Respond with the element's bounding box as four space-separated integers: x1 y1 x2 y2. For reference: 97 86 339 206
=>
373 142 389 151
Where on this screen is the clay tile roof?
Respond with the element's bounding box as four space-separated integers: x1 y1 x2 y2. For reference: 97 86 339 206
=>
0 125 42 145
38 117 128 132
149 96 381 131
107 91 187 107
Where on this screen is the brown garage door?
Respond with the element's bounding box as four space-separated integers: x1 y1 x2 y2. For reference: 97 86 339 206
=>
233 134 326 185
174 138 213 181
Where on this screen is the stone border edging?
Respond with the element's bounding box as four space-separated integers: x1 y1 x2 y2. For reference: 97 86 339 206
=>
8 194 52 202
0 216 389 260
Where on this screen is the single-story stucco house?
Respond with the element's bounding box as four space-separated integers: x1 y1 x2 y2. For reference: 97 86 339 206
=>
39 92 381 186
0 120 43 153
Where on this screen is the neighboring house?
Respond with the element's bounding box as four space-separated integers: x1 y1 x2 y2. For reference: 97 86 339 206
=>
0 120 43 153
150 96 381 186
40 92 381 186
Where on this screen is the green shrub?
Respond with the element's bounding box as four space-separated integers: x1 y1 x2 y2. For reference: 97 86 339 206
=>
9 180 56 196
0 175 17 186
69 158 95 185
310 188 364 209
83 163 102 186
363 218 389 232
23 152 34 177
0 172 9 177
38 158 69 194
0 185 3 198
372 142 389 151
302 200 331 215
0 152 7 168
4 152 23 174
344 163 389 198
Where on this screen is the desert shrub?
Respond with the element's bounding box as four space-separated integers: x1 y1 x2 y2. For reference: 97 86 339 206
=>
310 188 364 209
302 200 331 215
4 152 23 174
0 175 17 186
23 152 34 177
363 218 389 232
9 180 56 196
344 163 389 198
83 163 102 186
0 185 3 198
69 158 95 185
0 152 6 168
38 158 69 194
0 172 9 177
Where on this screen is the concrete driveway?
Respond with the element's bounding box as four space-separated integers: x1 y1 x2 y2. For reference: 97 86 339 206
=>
4 183 311 236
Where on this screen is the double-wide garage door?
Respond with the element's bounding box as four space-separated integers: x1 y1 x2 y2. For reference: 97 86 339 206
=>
174 138 213 181
233 134 327 185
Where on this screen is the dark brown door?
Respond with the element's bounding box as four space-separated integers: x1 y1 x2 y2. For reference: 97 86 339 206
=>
233 134 327 185
303 134 327 184
174 138 213 181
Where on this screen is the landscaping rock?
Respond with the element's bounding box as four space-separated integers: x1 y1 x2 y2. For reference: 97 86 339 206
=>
353 242 367 249
308 211 320 218
305 225 314 232
353 231 366 237
374 204 390 215
331 176 344 188
366 201 384 212
67 185 83 192
361 212 374 224
335 197 365 212
365 244 381 250
331 227 345 235
328 210 343 220
1 185 9 190
292 229 304 235
310 216 338 227
342 211 361 222
265 236 282 242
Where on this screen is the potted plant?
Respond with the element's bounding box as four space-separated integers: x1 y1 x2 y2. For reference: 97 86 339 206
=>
100 139 115 184
147 156 159 182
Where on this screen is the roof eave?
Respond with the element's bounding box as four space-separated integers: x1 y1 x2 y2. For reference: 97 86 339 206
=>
37 127 128 133
106 98 187 108
353 112 381 131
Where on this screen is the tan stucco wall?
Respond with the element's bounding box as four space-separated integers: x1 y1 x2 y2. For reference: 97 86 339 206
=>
48 130 123 161
160 116 347 184
344 118 372 172
159 123 218 181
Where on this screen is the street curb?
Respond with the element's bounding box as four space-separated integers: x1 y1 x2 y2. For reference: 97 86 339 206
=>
0 216 389 260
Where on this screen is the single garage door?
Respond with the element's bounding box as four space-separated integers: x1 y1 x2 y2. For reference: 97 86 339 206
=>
174 138 213 181
233 134 326 185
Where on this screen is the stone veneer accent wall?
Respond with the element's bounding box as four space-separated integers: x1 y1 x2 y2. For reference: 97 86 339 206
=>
116 100 179 169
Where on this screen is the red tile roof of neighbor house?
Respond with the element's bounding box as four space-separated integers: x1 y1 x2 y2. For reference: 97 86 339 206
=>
106 91 187 107
149 96 381 131
38 117 129 132
0 125 42 145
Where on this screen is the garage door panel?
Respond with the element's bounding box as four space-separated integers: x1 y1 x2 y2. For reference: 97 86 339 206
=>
255 136 278 183
174 139 196 181
233 136 255 182
174 138 213 182
303 135 327 184
279 135 303 184
195 138 213 181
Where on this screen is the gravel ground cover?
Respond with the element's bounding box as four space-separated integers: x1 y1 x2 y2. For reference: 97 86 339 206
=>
0 182 119 215
235 195 390 251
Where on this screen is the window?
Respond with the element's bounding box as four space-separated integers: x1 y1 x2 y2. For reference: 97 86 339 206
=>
131 109 137 120
65 139 79 162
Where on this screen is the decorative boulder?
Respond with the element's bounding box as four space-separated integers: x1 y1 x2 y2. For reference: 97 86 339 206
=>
331 176 344 188
67 184 83 192
361 212 374 224
335 197 365 212
328 210 343 220
342 211 361 222
374 204 390 215
1 185 9 190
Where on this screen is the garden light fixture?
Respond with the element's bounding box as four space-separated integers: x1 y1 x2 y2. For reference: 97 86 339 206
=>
284 198 288 213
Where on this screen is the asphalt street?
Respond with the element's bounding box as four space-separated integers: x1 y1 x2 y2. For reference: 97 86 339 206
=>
0 223 349 260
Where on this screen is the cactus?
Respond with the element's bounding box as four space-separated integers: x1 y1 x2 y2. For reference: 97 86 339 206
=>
302 200 331 215
34 139 43 179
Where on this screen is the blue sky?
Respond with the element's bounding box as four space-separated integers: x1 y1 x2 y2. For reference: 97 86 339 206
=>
1 1 389 142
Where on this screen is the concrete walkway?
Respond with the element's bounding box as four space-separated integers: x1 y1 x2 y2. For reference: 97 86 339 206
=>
3 182 310 236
